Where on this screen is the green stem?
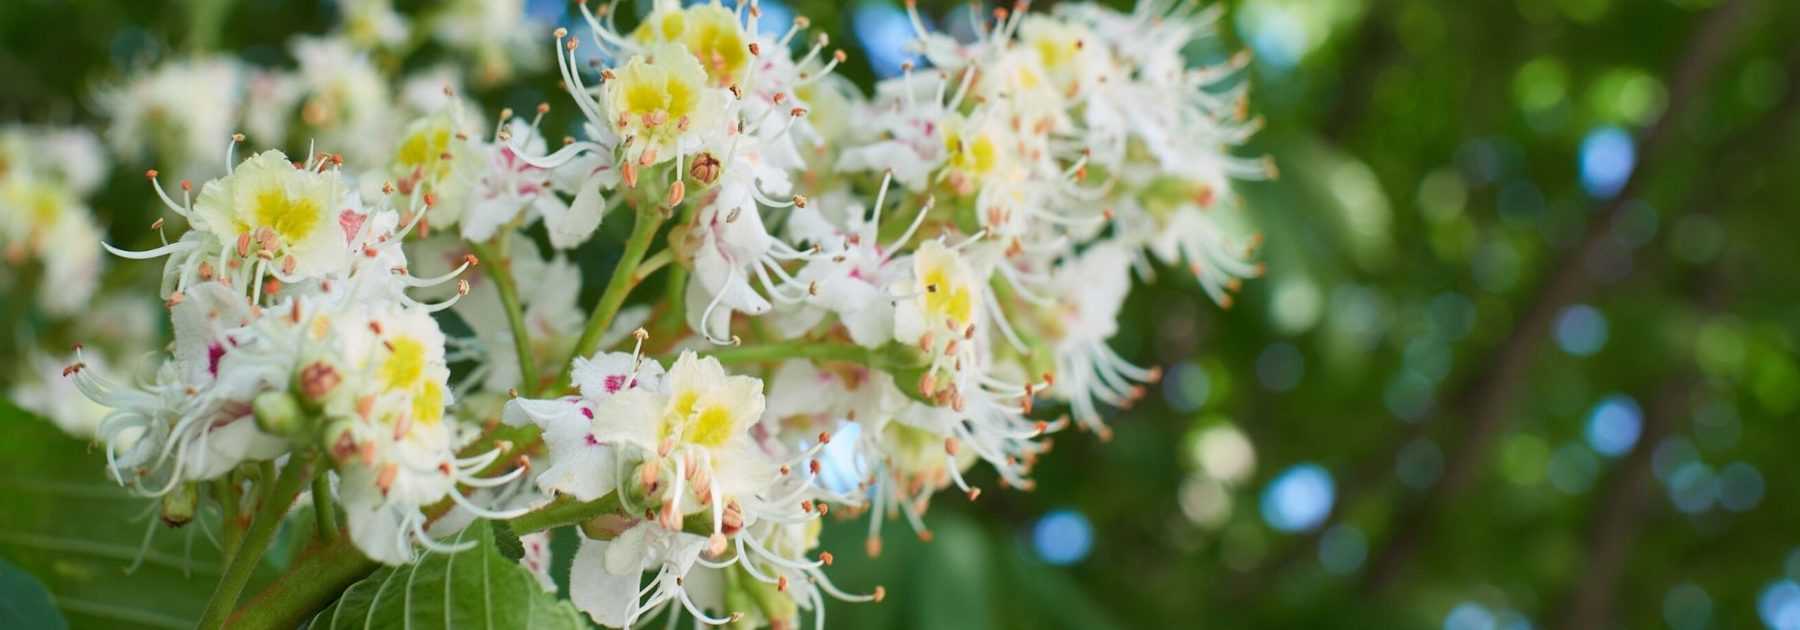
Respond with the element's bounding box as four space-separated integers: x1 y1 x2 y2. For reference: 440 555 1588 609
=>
312 473 339 543
184 0 230 53
214 477 242 558
225 537 377 630
555 206 666 392
698 340 876 366
507 492 625 534
469 240 540 392
198 452 314 630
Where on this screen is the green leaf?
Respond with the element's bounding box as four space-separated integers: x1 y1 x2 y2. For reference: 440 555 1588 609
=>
0 556 67 630
0 398 276 629
309 520 586 630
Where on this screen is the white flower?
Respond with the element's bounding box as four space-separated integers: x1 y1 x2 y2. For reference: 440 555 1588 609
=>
0 175 103 315
501 343 663 503
339 0 409 49
603 43 726 169
386 112 483 229
287 36 398 165
770 179 925 348
1042 242 1160 433
569 522 711 627
432 0 545 86
0 126 108 195
98 57 243 178
469 119 607 246
189 149 355 282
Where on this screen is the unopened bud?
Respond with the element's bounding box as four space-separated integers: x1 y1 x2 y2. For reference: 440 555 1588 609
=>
689 152 721 184
297 361 342 406
161 482 199 527
253 390 306 438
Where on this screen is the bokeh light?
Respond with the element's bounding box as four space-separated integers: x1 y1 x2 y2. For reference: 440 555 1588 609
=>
1584 394 1642 457
1192 424 1257 485
1547 443 1600 494
1760 580 1800 630
1261 464 1334 532
1667 462 1717 515
1179 475 1233 529
1554 304 1608 357
1443 602 1496 630
1033 509 1094 566
1317 524 1367 575
1663 582 1712 630
1718 461 1766 512
1163 361 1212 413
1579 126 1635 199
815 421 865 495
851 1 920 78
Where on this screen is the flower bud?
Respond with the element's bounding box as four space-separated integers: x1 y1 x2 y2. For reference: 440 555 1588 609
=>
296 360 342 408
253 390 306 439
323 419 362 466
160 482 199 528
688 152 721 185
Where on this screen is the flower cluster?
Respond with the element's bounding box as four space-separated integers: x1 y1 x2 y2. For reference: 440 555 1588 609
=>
493 0 1266 625
70 145 521 564
63 0 1266 627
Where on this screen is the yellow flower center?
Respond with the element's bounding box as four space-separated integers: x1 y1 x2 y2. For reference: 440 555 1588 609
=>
945 128 999 178
1035 37 1075 72
381 337 427 391
661 388 738 449
25 186 61 224
634 5 748 86
687 403 735 448
395 122 455 183
411 380 445 426
251 185 323 244
921 265 975 325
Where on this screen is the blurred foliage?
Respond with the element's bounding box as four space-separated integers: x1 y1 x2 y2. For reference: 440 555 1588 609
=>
3 0 1800 629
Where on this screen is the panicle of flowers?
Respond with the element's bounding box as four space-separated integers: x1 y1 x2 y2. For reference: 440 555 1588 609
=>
489 0 1270 626
68 139 526 565
43 0 1271 627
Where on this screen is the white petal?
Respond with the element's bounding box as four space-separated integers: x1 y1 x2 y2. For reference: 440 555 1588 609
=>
571 537 640 627
546 175 606 250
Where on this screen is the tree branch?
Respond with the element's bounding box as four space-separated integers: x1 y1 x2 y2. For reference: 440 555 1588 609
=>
1358 0 1758 593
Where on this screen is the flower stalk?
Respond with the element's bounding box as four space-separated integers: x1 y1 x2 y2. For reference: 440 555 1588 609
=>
506 492 625 534
225 536 378 630
198 450 315 630
556 204 666 393
469 239 539 392
312 473 339 543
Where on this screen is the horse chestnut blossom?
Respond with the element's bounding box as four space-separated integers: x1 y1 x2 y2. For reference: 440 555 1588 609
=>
0 126 107 316
73 145 521 566
53 0 1267 627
